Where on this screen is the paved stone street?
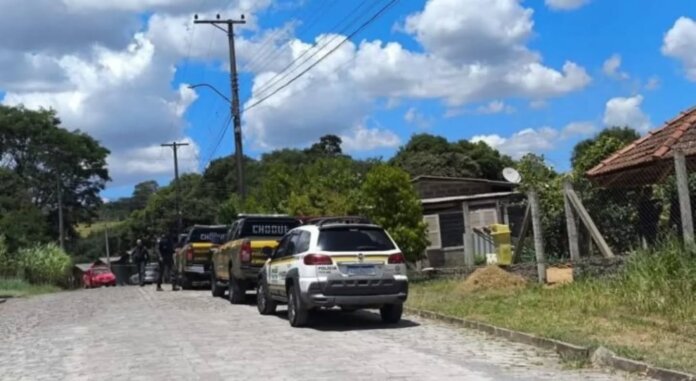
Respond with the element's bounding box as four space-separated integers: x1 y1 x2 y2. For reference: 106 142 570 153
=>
0 287 649 381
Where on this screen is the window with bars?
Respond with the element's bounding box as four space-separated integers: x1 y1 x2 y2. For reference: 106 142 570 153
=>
423 214 441 249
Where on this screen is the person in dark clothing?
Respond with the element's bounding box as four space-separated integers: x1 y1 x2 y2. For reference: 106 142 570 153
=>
156 234 179 291
132 239 150 287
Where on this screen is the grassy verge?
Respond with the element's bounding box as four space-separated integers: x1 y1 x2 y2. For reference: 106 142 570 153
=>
0 278 61 298
408 242 696 374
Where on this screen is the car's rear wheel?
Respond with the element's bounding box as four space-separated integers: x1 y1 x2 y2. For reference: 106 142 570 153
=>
228 268 245 304
287 284 309 327
380 303 403 324
256 279 277 315
210 270 225 297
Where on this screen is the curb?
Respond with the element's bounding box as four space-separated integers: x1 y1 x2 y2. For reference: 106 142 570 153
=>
405 307 695 381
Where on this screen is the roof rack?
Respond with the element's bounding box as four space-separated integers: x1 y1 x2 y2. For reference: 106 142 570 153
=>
305 216 373 227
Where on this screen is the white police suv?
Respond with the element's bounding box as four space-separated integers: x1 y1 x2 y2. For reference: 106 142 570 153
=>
256 217 408 327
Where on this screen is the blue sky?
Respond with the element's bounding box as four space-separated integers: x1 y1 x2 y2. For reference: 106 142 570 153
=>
1 0 695 200
180 0 696 173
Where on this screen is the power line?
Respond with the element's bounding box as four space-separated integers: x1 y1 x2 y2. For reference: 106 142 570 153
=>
246 0 336 74
244 0 400 113
252 0 373 100
203 113 232 168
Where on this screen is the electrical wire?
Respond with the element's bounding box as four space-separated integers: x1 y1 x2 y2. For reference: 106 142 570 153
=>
243 0 400 113
251 0 373 100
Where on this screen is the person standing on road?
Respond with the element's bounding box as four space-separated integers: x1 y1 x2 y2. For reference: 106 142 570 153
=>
156 234 179 292
132 239 150 287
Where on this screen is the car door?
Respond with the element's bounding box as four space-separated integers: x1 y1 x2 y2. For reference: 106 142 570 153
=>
217 221 238 279
268 232 295 295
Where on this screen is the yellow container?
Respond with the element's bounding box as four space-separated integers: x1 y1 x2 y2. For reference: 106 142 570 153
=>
489 224 512 265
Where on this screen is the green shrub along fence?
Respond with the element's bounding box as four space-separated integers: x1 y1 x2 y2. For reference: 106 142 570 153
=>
0 237 72 287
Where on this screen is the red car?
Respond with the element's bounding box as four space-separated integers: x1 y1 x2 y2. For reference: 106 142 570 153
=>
83 266 117 288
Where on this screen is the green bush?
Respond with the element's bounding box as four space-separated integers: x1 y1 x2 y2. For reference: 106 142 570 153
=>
18 243 72 286
0 235 20 277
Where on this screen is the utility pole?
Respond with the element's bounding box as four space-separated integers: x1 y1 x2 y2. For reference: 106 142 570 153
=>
194 13 247 200
161 142 189 236
56 179 64 250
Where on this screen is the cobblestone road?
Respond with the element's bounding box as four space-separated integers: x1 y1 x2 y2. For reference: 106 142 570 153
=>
0 287 649 381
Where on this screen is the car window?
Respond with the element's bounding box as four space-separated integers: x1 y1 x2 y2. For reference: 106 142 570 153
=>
317 227 395 252
227 222 238 241
285 231 303 256
274 234 292 259
295 231 311 253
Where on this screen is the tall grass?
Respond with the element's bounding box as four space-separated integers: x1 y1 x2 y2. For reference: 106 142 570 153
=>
0 277 60 297
615 238 696 320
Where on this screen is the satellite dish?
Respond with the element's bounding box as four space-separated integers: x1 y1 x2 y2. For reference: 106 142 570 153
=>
502 167 522 184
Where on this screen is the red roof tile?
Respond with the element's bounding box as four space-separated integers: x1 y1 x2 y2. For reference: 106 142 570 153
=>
586 105 696 187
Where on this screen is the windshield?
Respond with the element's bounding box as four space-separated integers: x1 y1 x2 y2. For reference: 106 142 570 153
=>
92 267 109 274
189 228 227 243
240 219 300 238
317 227 395 252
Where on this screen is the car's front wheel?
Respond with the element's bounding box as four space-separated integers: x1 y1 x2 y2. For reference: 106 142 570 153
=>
256 278 277 315
380 303 403 324
287 284 309 327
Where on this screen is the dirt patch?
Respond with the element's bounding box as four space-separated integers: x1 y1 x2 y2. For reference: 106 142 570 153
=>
456 265 527 294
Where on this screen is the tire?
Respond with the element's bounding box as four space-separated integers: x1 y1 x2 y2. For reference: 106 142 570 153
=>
179 274 192 290
228 268 245 304
287 284 309 327
256 278 277 315
210 271 225 298
380 303 403 324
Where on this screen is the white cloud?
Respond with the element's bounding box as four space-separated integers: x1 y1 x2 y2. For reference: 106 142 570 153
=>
471 121 595 158
244 0 590 149
108 138 200 186
0 0 274 188
340 125 401 152
545 0 591 11
603 95 652 132
602 54 629 80
529 99 548 109
645 76 661 91
404 107 432 129
477 100 515 114
472 127 558 158
662 17 696 81
561 121 596 138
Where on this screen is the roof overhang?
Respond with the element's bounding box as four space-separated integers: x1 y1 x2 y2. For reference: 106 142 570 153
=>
421 191 519 205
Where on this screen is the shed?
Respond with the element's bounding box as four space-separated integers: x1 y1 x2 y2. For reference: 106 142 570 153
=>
587 105 696 245
412 176 521 267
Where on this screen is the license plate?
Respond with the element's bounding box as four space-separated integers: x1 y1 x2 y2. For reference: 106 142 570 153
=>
346 265 376 276
188 265 205 274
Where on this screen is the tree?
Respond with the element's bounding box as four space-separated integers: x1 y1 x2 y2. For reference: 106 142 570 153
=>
306 134 343 156
571 127 646 252
359 165 428 262
202 155 261 202
571 127 640 173
131 181 159 210
0 169 50 252
0 106 110 242
457 140 515 180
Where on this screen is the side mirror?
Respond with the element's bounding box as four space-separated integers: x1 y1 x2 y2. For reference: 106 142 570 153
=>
261 246 273 259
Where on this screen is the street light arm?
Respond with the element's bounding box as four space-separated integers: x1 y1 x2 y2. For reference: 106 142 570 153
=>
188 83 232 104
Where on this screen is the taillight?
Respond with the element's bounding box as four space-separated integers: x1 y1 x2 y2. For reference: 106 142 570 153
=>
304 254 332 265
186 247 194 261
240 240 252 263
388 253 405 264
